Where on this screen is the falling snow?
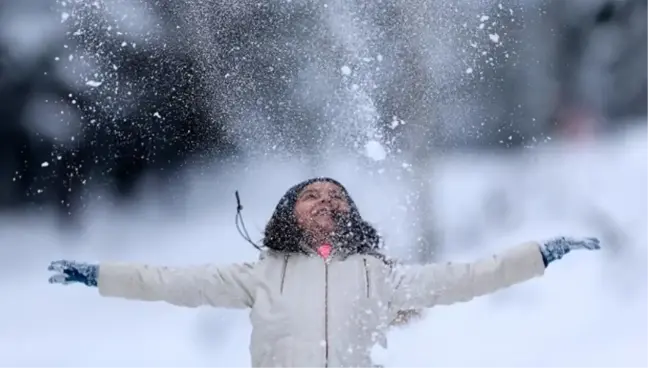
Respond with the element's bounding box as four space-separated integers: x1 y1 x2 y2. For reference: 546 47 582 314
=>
364 140 387 161
0 11 643 367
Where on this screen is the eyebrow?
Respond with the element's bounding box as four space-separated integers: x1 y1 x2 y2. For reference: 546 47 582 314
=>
299 189 317 197
299 188 344 198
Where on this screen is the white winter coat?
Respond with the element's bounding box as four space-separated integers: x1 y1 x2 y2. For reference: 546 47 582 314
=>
97 241 545 367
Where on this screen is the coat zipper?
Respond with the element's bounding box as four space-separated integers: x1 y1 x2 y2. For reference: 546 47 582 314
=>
324 260 330 367
279 255 289 294
362 258 371 298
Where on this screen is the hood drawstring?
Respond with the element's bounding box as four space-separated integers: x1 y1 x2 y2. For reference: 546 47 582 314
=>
235 190 334 259
235 191 263 251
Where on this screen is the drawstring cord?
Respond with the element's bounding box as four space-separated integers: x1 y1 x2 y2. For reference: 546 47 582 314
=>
235 191 263 251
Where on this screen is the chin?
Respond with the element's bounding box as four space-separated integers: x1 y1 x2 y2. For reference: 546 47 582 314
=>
313 219 334 230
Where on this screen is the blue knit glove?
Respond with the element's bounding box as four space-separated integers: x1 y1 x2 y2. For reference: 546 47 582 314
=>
540 236 601 267
48 260 99 287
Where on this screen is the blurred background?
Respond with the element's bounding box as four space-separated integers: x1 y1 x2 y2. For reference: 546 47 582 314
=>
0 0 646 366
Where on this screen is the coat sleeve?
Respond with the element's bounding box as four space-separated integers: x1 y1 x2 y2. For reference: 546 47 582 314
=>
97 262 256 309
389 241 545 310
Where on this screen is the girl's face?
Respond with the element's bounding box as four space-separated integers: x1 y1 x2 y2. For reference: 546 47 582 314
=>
293 181 351 243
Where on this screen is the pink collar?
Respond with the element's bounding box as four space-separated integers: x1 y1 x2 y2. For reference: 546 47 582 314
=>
316 243 332 259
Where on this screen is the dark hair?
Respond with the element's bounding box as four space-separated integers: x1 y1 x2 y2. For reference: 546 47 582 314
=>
262 177 383 257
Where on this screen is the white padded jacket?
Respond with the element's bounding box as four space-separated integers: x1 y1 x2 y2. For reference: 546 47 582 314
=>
97 241 545 367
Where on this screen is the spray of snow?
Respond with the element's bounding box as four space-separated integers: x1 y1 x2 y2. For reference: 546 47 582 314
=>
0 0 644 364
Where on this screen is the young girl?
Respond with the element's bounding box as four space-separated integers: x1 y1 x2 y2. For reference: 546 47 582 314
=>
48 177 600 367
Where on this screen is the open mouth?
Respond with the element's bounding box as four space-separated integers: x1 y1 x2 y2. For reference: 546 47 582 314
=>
313 207 332 216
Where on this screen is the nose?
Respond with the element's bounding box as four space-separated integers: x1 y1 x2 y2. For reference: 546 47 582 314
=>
319 193 333 204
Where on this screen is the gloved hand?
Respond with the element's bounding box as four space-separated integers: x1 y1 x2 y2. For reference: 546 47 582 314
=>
48 260 99 287
540 236 601 267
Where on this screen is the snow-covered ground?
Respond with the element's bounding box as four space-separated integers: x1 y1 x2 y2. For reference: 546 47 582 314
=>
0 125 645 366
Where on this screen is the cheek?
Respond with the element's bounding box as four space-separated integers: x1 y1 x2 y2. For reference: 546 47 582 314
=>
293 206 309 226
338 202 351 213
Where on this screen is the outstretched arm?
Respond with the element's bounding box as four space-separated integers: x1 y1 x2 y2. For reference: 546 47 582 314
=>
49 260 256 309
390 237 600 311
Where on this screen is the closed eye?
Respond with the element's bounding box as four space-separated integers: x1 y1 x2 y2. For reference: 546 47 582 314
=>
302 192 317 199
330 192 344 200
